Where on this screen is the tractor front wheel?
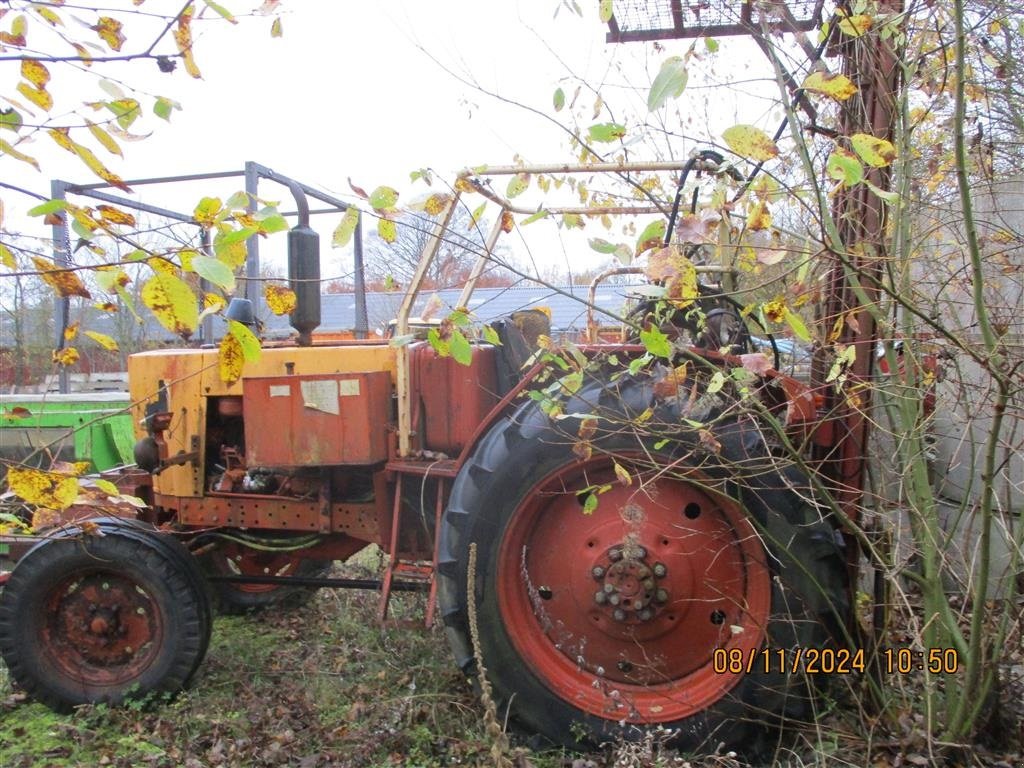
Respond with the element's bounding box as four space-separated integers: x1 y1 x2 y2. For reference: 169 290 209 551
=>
0 523 211 711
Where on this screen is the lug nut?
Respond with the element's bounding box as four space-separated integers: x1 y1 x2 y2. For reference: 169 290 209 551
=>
592 565 605 579
642 578 655 591
639 609 653 621
608 593 621 606
635 546 647 559
655 588 669 603
603 583 615 594
609 547 623 562
594 590 607 605
612 609 626 622
637 566 651 579
633 599 644 610
653 562 667 578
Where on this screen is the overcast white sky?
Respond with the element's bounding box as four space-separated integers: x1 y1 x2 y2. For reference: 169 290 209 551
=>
3 1 785 276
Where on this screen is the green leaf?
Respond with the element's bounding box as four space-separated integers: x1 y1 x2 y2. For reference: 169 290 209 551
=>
784 308 812 342
628 353 652 375
449 309 471 327
635 219 666 256
449 329 473 366
582 491 599 514
225 191 249 209
332 207 359 248
483 325 502 346
153 96 180 121
369 185 399 211
706 370 726 394
647 56 688 112
639 325 672 359
553 87 565 111
228 319 261 361
826 149 864 187
27 199 69 216
203 0 238 23
864 179 899 203
0 107 23 132
190 254 235 291
257 212 288 234
587 122 626 143
704 37 719 52
588 237 618 254
521 209 548 225
506 173 530 198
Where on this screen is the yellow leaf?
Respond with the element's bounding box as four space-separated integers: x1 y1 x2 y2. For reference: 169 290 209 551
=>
264 283 297 315
64 322 79 341
838 13 872 37
0 138 40 170
52 347 80 366
21 59 50 88
194 196 222 226
204 292 226 311
219 330 244 384
97 205 135 227
271 17 283 37
332 207 359 248
174 8 202 78
17 82 53 111
142 272 198 339
613 461 632 486
86 121 123 157
32 256 91 298
506 173 530 198
801 71 858 101
378 218 397 243
723 124 779 162
424 193 452 216
34 6 63 26
84 330 118 350
47 128 130 191
94 478 120 496
8 466 80 510
93 16 126 51
0 243 15 269
763 296 786 324
745 201 772 231
851 134 896 168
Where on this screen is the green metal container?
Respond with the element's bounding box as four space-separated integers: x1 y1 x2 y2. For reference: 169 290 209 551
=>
0 393 135 473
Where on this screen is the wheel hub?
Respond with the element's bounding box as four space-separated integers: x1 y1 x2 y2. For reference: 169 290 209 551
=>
591 545 667 623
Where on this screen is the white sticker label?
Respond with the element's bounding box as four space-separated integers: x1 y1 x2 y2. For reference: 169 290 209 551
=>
300 379 340 415
338 379 361 397
269 385 291 397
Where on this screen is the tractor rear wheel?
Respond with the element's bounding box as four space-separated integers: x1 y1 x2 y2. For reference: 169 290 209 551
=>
437 376 850 753
0 523 211 711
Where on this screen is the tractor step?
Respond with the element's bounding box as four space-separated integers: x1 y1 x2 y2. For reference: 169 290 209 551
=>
377 472 448 627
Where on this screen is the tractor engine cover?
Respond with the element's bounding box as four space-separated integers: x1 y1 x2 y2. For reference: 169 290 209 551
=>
242 372 391 466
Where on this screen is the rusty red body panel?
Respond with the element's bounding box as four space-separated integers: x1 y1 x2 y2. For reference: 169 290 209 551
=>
411 343 500 456
243 372 392 466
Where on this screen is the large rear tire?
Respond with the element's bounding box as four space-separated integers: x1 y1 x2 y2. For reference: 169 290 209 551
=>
437 375 849 753
0 523 212 711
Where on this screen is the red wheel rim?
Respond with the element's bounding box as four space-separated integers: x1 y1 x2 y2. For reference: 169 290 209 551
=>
208 543 305 594
42 570 164 688
496 455 771 723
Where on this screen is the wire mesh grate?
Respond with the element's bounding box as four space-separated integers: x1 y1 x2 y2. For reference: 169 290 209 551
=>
607 0 824 41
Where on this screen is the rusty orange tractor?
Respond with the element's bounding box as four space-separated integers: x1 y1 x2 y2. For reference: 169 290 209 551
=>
0 157 852 752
